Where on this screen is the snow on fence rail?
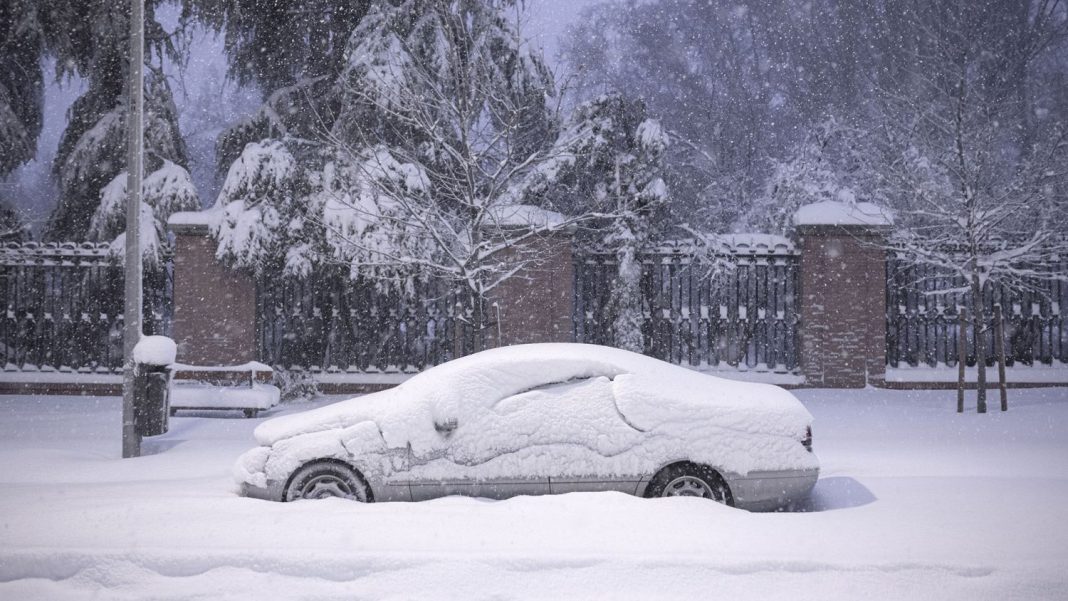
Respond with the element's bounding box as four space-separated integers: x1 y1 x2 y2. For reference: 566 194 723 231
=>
574 237 801 374
0 242 171 373
886 252 1068 368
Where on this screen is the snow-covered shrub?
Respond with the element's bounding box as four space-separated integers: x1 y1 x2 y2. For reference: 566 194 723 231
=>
273 368 321 402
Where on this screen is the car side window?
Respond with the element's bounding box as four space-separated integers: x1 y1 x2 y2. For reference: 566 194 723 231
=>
490 376 613 415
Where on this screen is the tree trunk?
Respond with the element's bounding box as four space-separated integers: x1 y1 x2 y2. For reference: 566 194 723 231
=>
971 274 987 413
611 238 644 353
467 288 487 354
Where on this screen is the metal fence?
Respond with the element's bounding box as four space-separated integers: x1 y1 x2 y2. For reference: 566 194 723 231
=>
573 238 801 372
257 267 477 373
11 237 1062 377
886 254 1068 367
0 242 171 373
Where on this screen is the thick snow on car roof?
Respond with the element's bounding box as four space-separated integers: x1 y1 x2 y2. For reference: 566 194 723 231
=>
253 343 813 454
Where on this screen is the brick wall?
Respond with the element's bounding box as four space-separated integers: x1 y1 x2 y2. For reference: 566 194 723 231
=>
797 225 887 387
167 219 890 387
171 228 257 365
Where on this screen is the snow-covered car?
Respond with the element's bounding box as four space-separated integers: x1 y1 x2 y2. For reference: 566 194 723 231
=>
235 343 818 510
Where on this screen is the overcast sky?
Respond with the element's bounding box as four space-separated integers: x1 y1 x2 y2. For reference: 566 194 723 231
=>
4 0 611 230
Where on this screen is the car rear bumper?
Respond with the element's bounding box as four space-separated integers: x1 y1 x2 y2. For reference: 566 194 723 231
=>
727 468 819 511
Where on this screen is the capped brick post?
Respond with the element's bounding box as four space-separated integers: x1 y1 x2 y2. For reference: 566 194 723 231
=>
483 207 576 348
793 201 893 388
489 232 575 347
167 212 257 365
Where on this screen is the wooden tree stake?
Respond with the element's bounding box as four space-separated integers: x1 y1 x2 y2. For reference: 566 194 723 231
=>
994 304 1008 412
957 308 967 413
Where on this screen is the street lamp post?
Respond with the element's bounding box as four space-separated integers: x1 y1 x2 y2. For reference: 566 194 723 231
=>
121 0 144 459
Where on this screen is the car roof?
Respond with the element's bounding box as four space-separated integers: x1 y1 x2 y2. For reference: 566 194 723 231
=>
253 343 810 449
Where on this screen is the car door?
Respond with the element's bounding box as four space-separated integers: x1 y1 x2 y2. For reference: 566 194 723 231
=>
407 414 550 500
537 377 646 495
408 375 644 499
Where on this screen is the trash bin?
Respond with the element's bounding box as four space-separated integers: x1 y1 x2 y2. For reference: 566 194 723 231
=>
134 363 171 437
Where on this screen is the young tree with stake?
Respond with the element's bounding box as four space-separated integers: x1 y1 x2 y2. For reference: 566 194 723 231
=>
867 0 1068 412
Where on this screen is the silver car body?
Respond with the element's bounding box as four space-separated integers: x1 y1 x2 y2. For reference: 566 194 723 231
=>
236 344 818 510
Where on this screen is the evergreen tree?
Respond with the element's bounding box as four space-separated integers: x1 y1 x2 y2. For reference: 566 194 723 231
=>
184 0 371 172
213 138 328 277
213 0 579 345
40 1 195 242
518 93 670 351
88 158 200 268
0 0 43 179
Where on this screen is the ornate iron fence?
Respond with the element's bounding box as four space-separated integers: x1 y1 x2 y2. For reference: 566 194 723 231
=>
573 237 801 372
886 254 1068 367
257 267 477 373
0 242 171 373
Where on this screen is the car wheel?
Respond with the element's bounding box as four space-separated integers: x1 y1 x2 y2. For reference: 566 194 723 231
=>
243 408 259 418
645 463 732 505
284 461 371 502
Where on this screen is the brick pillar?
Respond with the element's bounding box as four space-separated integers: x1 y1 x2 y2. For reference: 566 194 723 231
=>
168 215 257 365
796 224 888 387
489 232 575 346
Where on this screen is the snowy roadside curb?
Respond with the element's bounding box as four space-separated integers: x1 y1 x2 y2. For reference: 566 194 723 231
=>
885 364 1068 384
0 371 122 383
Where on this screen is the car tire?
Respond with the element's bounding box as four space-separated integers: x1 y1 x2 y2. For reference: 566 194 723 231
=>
284 461 372 502
243 408 259 418
645 463 732 505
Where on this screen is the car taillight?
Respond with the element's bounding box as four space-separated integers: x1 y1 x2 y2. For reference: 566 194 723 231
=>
802 426 813 452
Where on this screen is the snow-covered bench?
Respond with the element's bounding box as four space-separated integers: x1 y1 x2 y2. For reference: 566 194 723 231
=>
169 362 281 418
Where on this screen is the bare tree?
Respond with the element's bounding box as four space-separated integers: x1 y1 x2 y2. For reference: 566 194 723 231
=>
868 0 1068 411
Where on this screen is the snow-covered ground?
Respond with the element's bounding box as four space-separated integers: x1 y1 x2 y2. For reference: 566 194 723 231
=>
0 388 1066 600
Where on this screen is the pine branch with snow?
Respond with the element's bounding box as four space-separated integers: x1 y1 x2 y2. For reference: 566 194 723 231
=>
0 199 28 243
89 161 200 268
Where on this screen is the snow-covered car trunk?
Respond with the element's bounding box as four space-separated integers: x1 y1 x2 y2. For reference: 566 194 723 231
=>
235 344 818 508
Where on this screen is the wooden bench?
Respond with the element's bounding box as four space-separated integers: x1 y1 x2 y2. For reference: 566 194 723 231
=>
169 362 280 418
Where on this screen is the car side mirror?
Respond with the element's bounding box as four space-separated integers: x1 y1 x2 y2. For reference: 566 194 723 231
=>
434 418 458 437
